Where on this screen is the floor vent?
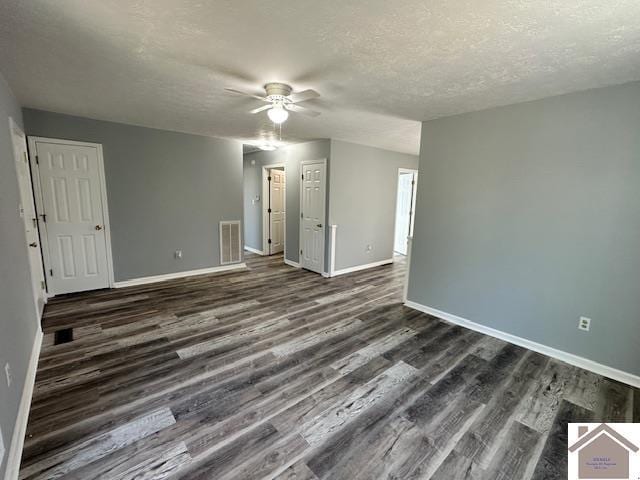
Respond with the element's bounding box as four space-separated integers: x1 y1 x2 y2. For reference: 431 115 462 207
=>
54 328 74 345
220 220 241 264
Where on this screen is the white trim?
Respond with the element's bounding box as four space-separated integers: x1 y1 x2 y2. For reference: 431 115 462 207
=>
284 258 301 268
244 245 264 255
27 136 115 293
393 167 418 256
328 224 337 277
113 263 247 288
5 328 43 480
402 236 413 303
261 163 286 256
299 158 327 275
331 258 394 277
404 301 640 388
9 119 47 318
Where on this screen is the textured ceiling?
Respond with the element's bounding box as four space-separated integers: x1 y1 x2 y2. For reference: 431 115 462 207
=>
1 1 640 155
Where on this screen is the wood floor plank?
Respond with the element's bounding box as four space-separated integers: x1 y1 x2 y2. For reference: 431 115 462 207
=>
20 408 176 480
274 460 319 480
530 400 595 480
300 361 417 447
19 253 636 480
482 421 542 480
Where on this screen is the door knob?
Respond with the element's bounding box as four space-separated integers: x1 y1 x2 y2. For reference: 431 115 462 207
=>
29 242 38 248
317 223 323 228
95 225 103 231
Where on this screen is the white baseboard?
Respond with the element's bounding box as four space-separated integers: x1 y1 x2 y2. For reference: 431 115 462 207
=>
405 301 640 388
244 246 264 255
5 328 43 480
113 263 247 288
330 258 394 277
284 258 301 268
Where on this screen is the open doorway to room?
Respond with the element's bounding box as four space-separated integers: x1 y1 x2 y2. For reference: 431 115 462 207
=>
394 168 418 256
262 165 286 256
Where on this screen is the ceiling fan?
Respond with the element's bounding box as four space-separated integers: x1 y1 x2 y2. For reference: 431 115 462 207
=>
225 82 320 124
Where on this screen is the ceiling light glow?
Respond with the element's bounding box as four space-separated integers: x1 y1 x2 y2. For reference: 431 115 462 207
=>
267 104 288 124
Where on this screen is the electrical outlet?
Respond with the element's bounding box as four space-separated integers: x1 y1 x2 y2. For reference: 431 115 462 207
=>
174 250 183 259
578 316 591 332
4 363 12 387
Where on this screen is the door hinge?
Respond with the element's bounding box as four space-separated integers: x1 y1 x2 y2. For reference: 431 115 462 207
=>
268 238 272 244
300 249 303 255
267 176 272 181
23 152 28 162
267 208 272 213
301 174 304 180
49 269 53 276
300 212 303 218
40 280 46 290
35 155 39 165
40 213 47 223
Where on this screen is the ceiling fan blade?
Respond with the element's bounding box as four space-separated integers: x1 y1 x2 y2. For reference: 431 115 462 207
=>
287 89 320 103
285 103 321 117
249 104 272 114
225 88 268 102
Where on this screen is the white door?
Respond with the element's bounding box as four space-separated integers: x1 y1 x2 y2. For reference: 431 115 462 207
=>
394 171 418 255
32 139 110 295
300 160 326 274
268 168 285 255
10 120 47 315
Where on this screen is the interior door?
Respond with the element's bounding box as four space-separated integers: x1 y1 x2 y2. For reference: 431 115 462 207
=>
268 168 285 255
394 171 418 255
10 120 47 314
32 140 110 295
301 161 326 273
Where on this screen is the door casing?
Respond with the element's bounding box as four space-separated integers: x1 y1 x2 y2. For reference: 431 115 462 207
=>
28 136 115 295
261 163 286 256
394 168 418 255
10 118 47 316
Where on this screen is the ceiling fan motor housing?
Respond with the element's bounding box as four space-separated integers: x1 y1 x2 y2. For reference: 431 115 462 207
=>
264 82 293 103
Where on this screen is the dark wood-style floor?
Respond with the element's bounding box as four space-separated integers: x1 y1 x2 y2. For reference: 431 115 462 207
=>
21 253 638 479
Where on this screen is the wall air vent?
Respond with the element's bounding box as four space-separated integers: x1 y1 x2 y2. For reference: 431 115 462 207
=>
220 220 241 265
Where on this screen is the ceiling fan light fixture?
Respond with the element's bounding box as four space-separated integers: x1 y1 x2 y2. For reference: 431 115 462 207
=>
267 104 289 124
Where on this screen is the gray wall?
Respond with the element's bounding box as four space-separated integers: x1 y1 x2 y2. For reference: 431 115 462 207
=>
243 140 331 265
408 81 640 376
329 140 418 271
23 109 243 282
0 74 39 479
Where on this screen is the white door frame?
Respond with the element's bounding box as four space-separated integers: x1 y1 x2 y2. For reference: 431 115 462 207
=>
299 158 327 274
394 168 418 255
261 163 286 257
9 118 47 316
27 136 115 293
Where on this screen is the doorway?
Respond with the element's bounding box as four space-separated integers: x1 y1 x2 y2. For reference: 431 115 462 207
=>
262 165 286 256
394 168 418 255
28 137 114 295
10 119 47 316
300 159 326 274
